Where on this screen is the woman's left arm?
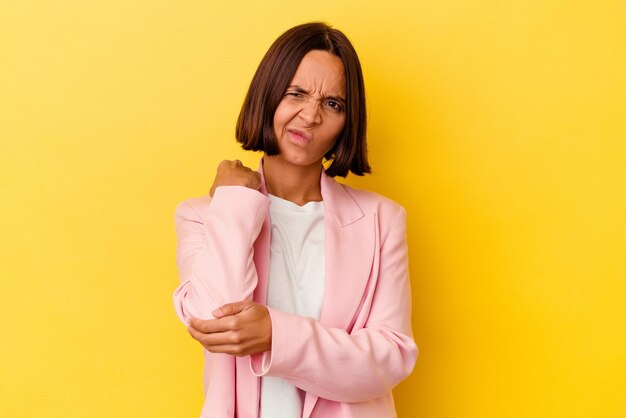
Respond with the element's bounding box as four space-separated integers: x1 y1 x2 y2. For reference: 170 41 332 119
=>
187 206 418 402
250 206 417 402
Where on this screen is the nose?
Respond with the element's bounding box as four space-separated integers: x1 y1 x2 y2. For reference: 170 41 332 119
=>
298 98 322 125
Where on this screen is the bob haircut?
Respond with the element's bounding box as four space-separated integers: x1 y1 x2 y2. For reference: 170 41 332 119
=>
235 22 371 177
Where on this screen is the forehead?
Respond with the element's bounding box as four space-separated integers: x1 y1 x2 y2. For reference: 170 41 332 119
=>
290 50 346 95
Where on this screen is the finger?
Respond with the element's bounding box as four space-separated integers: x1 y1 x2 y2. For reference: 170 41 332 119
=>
189 316 233 333
201 343 249 357
213 301 249 318
188 327 247 355
233 159 242 166
187 326 234 346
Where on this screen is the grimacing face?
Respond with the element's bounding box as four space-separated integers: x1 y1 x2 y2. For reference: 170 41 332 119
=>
272 49 347 169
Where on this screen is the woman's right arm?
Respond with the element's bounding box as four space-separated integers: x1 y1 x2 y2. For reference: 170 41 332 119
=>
172 161 268 324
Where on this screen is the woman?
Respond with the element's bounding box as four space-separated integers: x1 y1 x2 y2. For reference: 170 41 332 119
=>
173 22 417 418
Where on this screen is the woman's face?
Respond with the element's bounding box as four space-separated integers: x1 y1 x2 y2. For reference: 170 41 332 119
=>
272 49 346 169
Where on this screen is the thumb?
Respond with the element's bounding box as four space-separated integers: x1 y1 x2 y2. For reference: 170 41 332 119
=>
213 301 248 318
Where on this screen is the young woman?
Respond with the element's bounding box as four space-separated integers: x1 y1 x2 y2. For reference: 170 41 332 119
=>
173 22 417 418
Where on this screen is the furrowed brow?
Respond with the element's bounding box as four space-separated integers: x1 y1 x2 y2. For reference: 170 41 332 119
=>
325 95 346 105
287 85 346 104
287 85 309 93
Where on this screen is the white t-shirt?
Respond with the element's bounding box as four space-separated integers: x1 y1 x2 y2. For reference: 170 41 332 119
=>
260 194 325 418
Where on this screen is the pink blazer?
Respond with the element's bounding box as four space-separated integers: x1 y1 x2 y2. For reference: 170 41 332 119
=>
173 161 417 418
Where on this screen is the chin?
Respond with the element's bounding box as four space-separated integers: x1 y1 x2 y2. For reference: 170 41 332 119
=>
276 153 323 168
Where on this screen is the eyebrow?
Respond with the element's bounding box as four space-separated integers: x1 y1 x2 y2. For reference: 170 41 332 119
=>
287 85 346 104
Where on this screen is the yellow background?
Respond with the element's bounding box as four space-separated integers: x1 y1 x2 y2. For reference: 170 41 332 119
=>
1 1 624 417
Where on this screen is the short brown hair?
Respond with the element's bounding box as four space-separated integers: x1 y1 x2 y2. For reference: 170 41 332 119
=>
235 22 371 177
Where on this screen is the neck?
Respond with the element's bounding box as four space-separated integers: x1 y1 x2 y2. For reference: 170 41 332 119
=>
262 155 323 206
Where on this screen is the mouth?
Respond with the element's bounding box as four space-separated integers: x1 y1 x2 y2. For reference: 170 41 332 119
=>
287 129 312 143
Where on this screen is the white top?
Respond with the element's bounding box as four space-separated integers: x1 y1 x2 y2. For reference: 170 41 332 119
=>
260 194 326 418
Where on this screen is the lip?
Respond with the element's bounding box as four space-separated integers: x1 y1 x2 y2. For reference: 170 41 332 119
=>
287 129 312 143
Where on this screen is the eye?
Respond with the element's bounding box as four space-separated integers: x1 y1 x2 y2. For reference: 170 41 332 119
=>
285 91 303 98
326 100 343 111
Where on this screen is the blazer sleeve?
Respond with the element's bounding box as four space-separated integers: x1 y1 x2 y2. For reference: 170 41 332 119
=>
250 207 418 402
172 186 269 324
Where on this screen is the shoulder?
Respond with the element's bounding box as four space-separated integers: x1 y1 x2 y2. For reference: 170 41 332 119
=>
337 181 406 228
332 183 407 247
337 182 407 246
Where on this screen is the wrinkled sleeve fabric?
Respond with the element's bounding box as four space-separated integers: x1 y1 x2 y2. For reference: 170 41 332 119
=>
172 186 269 324
250 207 417 403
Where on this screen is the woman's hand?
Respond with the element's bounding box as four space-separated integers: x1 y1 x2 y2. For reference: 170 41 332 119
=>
209 160 262 197
187 301 272 356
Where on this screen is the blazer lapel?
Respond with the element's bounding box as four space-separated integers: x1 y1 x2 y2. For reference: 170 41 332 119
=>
303 172 377 418
318 172 377 331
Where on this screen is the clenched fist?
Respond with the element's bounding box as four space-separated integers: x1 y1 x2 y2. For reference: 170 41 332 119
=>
209 159 262 197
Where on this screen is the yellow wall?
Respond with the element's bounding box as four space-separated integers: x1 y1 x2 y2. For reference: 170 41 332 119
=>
1 1 624 417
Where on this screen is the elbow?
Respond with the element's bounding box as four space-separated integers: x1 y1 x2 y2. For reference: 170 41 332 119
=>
173 279 221 323
172 281 193 326
375 328 418 390
381 340 419 399
398 338 418 383
389 332 418 389
365 334 419 401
